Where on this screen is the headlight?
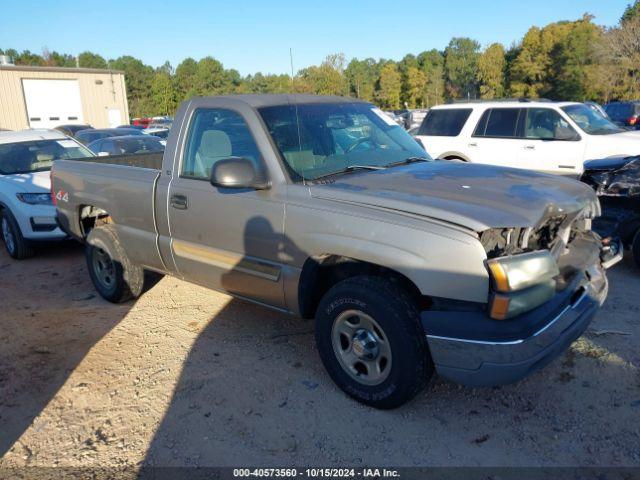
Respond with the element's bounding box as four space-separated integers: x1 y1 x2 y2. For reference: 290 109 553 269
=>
486 251 560 320
16 193 53 205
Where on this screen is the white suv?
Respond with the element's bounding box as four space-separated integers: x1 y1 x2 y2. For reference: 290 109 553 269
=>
0 129 93 259
415 101 640 175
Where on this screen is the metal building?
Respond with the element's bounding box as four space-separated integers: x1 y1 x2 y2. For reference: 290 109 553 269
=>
0 60 129 131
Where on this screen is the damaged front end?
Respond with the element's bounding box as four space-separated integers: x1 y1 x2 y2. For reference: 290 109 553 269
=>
580 156 640 259
479 200 621 320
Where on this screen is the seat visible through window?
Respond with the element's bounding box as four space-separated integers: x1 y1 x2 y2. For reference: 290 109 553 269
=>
182 109 262 180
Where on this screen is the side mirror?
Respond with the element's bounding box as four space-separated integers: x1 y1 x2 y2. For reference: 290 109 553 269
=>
210 157 270 190
555 126 579 141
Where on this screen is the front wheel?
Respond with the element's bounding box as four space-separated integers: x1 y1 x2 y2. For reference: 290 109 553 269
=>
315 276 433 409
1 209 34 259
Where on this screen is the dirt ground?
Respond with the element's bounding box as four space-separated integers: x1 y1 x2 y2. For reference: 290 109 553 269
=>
0 242 638 468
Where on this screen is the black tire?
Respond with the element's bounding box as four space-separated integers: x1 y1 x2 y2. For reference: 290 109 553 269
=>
315 275 433 409
85 224 144 303
1 209 35 260
633 229 640 270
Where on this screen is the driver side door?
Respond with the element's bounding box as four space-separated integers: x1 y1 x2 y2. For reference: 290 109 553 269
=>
167 107 286 308
519 108 585 175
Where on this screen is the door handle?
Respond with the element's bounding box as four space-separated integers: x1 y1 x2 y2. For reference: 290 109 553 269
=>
524 145 535 150
468 142 478 147
170 194 188 210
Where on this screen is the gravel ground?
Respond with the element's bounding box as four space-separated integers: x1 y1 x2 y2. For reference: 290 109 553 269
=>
0 242 638 468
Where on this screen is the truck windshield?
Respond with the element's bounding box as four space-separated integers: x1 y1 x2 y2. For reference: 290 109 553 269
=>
0 139 93 175
259 102 430 181
561 104 624 135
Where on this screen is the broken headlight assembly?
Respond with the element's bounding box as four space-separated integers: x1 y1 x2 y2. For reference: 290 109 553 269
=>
486 251 560 320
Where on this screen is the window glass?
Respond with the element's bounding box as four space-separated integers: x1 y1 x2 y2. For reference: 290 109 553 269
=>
417 109 472 136
525 108 578 139
114 137 164 154
480 108 520 137
182 109 261 179
561 104 621 136
259 103 429 181
473 110 490 136
0 139 93 175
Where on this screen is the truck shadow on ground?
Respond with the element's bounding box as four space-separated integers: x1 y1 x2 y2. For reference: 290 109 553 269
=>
0 241 135 458
140 219 640 467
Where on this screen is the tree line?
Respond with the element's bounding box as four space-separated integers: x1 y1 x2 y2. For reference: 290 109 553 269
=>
2 2 639 118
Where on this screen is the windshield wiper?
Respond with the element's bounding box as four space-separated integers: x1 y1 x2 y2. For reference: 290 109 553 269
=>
385 156 430 168
309 165 386 183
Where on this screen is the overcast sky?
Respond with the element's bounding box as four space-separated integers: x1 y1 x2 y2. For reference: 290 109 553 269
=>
0 0 631 75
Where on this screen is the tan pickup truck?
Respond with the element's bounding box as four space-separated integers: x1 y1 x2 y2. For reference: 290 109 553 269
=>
52 94 621 408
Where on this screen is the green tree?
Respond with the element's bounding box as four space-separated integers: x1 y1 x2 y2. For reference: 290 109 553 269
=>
417 49 445 106
622 0 640 23
42 49 75 67
405 66 426 108
444 37 480 99
376 62 401 109
477 43 506 99
551 17 602 100
11 50 44 66
174 57 198 100
298 54 347 96
345 58 378 101
78 51 108 69
150 71 177 116
109 56 155 116
193 56 233 95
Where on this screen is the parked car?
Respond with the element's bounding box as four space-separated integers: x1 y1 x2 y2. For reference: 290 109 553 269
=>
54 124 93 137
75 128 144 145
416 100 640 175
406 109 429 130
148 116 173 129
131 117 152 128
604 101 640 130
143 127 170 140
87 135 165 156
0 129 93 259
383 111 405 127
53 94 620 409
581 155 640 269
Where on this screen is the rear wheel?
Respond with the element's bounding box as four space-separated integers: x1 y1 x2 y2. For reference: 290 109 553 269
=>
1 209 34 260
632 229 640 270
85 224 144 303
315 275 433 409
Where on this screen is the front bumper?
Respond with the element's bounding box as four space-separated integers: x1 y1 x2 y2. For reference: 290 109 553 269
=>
422 241 621 387
13 203 66 241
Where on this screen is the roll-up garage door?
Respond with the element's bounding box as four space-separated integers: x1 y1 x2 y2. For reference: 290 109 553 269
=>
22 79 84 129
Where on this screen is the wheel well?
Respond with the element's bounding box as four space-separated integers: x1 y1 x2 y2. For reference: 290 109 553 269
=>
443 155 466 161
297 255 429 319
79 205 112 238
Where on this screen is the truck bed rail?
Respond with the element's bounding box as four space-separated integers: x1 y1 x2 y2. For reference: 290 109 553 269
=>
74 152 163 170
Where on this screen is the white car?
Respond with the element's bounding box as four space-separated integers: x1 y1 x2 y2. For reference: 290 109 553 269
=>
0 129 93 259
415 100 640 175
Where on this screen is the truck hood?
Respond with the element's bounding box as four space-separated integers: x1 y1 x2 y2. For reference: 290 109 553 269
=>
309 162 597 232
0 170 51 193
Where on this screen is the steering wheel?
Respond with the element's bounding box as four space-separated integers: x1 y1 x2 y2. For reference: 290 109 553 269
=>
345 136 376 153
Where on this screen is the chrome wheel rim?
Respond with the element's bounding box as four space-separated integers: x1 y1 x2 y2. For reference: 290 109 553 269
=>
92 247 116 291
331 309 392 386
1 217 15 254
